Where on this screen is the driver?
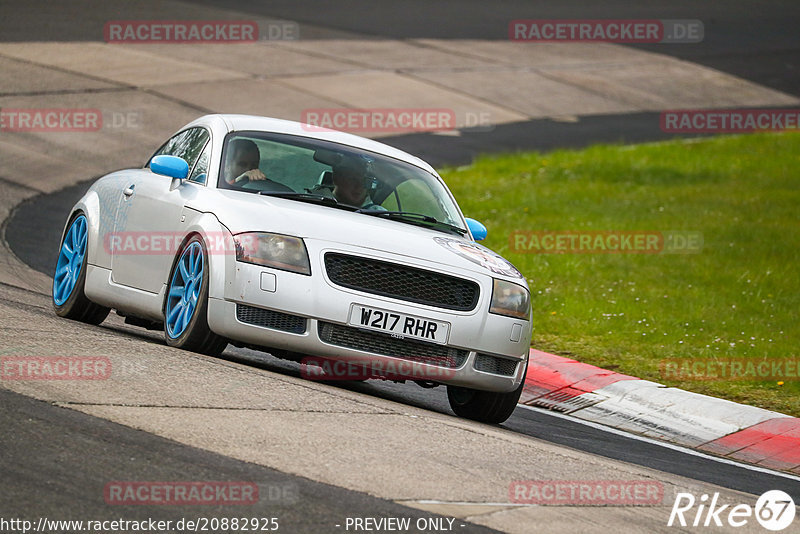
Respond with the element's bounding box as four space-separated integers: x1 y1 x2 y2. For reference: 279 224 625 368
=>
223 139 267 185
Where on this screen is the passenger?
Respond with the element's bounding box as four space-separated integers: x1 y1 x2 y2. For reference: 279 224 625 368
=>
331 163 385 210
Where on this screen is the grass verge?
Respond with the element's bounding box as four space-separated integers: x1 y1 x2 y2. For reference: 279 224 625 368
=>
440 132 800 416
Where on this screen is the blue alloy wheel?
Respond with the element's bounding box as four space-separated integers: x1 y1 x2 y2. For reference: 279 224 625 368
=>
53 214 88 306
165 241 204 339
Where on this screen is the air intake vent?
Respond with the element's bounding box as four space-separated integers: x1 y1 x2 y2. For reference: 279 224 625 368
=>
474 354 519 376
236 304 306 334
324 253 479 311
318 321 468 368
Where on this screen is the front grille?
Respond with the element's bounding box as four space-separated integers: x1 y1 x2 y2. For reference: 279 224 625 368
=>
324 253 479 311
236 304 307 334
318 321 468 368
474 354 519 376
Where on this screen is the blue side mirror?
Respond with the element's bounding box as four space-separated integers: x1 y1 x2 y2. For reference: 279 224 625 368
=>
465 217 487 241
151 155 189 180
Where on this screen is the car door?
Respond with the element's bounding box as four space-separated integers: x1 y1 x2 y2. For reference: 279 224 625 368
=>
111 127 211 293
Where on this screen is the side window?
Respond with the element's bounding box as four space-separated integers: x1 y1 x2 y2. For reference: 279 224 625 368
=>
149 128 210 175
188 141 211 184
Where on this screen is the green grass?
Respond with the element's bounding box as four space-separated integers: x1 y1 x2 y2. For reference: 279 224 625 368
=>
440 132 800 416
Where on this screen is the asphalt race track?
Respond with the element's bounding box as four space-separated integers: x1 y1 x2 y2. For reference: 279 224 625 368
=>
1 1 799 533
0 387 498 532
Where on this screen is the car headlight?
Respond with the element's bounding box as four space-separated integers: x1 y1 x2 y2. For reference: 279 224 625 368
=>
489 279 530 320
234 232 311 275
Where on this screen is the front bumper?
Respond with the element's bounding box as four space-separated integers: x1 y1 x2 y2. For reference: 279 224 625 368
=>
208 241 531 393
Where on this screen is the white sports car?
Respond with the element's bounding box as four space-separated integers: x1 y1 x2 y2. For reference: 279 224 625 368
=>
52 114 532 423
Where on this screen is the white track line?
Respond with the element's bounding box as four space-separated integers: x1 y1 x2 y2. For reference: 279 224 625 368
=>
517 404 800 484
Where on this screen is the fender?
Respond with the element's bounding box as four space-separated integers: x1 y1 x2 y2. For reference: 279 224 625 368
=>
162 209 230 306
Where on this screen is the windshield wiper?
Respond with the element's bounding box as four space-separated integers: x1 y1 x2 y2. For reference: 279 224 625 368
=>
259 191 356 210
355 210 468 236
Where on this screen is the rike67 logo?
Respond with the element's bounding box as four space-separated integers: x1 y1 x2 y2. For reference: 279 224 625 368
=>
668 490 796 531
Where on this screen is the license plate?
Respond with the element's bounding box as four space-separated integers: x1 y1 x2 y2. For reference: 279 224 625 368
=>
347 304 450 344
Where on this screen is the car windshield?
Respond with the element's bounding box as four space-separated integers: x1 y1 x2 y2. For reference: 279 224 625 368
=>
218 131 467 235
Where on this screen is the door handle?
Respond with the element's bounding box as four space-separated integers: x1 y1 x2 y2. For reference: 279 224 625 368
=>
123 185 135 197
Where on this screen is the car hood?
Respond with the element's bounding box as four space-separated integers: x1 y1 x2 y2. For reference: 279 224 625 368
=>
196 190 525 284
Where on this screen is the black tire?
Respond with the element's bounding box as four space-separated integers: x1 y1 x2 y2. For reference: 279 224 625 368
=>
52 212 110 325
447 361 528 424
164 236 227 356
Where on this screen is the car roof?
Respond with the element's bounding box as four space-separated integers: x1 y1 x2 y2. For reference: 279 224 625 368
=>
183 114 438 175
